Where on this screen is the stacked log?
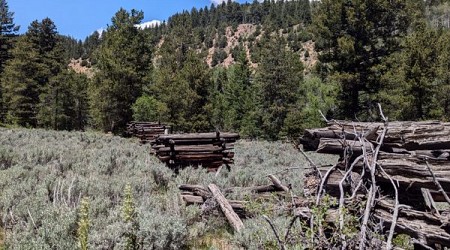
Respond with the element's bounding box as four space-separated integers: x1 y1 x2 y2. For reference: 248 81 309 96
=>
300 120 450 248
126 121 170 144
152 132 239 170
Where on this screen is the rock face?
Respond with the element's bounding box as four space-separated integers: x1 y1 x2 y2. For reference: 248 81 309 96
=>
68 58 95 78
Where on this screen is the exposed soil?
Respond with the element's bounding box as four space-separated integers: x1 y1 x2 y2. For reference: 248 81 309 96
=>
68 58 95 78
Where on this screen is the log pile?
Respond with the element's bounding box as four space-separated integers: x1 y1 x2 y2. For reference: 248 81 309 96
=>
300 118 450 248
152 132 239 171
179 175 296 231
126 121 170 144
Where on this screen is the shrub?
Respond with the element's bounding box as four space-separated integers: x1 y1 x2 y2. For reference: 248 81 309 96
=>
132 95 169 122
0 128 336 248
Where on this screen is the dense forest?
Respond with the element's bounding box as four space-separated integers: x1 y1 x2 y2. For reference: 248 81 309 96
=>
1 0 450 139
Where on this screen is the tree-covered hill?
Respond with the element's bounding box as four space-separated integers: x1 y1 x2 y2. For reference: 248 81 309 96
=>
2 0 450 139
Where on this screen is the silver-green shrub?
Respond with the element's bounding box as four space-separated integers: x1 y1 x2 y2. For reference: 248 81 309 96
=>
0 128 335 249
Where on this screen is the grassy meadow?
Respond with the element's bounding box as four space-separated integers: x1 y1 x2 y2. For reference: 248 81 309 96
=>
0 128 335 249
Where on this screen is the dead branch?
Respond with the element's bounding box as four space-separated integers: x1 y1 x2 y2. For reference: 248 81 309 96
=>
425 160 450 205
298 148 323 180
262 215 286 250
268 174 289 192
27 208 37 230
359 106 388 250
378 166 400 250
284 215 300 243
339 155 364 249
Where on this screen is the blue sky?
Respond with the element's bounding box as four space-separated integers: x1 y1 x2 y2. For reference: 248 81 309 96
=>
9 0 249 40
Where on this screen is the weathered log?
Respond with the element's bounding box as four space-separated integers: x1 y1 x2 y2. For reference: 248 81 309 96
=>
182 194 204 204
267 174 289 192
155 145 234 153
208 184 244 232
180 183 288 196
351 153 450 193
315 169 361 197
158 132 239 140
179 184 211 198
375 200 450 247
316 138 373 155
301 121 450 152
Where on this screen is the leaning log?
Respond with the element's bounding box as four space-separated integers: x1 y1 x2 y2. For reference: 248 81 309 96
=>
208 184 244 232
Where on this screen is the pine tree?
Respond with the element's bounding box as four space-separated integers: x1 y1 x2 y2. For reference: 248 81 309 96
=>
0 0 19 73
255 35 304 140
1 18 63 127
89 8 152 133
380 20 440 120
223 49 252 132
38 70 89 130
435 29 450 119
1 36 41 126
313 0 419 119
0 0 19 121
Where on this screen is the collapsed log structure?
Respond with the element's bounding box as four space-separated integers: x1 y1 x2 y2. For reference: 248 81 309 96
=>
179 175 296 231
152 132 239 171
126 121 170 144
300 117 450 248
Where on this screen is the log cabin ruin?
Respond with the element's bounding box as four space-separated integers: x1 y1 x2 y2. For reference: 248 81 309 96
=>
128 115 450 248
299 117 450 249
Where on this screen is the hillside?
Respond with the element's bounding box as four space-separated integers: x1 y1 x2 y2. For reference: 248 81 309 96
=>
3 0 450 139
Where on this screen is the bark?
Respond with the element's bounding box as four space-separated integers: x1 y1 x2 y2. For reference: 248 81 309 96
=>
208 184 244 232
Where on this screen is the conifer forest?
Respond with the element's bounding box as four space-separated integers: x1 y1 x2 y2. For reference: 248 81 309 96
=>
1 0 450 249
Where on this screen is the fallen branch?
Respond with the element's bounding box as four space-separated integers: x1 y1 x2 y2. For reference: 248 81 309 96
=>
425 160 450 205
268 174 289 192
262 215 286 250
284 215 300 243
359 104 388 250
378 166 401 250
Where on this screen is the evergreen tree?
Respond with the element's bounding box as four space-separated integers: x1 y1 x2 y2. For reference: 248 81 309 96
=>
255 35 304 140
89 8 152 133
207 68 228 130
223 49 252 132
0 0 18 73
38 70 89 130
2 18 62 127
435 29 450 119
313 0 419 119
380 21 440 120
0 0 19 121
1 36 41 126
150 49 210 132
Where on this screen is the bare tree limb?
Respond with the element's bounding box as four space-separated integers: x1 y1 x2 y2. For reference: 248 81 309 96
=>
315 164 337 205
298 148 323 180
378 166 401 250
359 104 388 250
262 215 286 250
284 215 300 243
339 155 364 249
268 174 289 192
425 160 450 206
